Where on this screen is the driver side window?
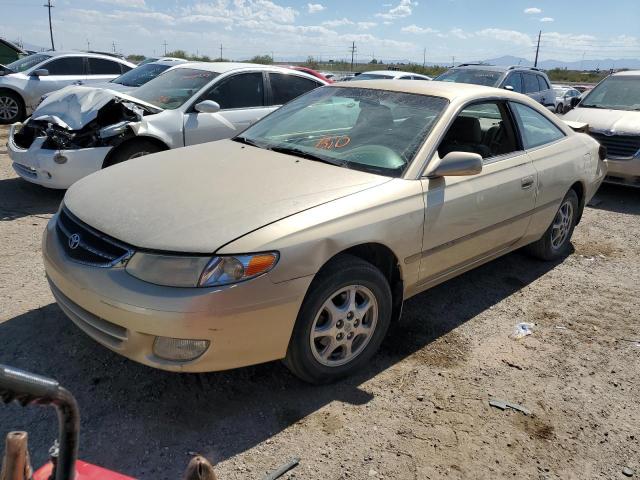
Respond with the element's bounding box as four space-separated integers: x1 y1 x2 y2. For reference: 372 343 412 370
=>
201 72 264 109
438 102 519 162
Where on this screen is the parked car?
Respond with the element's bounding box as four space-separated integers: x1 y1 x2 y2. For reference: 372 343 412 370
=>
88 58 187 93
563 70 640 187
137 56 186 66
42 80 605 383
0 51 135 124
435 64 555 111
354 70 432 81
553 86 581 113
8 62 326 188
286 65 334 83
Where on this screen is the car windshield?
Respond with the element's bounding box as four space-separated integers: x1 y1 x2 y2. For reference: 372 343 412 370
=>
435 69 502 87
235 86 448 177
580 76 640 111
131 68 219 109
112 63 172 87
5 53 51 72
356 73 396 80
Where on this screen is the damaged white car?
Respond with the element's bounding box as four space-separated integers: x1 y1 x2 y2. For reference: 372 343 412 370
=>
8 62 326 188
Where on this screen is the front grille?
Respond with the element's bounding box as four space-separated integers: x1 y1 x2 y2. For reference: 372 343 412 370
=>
56 207 133 267
49 278 128 349
589 132 640 159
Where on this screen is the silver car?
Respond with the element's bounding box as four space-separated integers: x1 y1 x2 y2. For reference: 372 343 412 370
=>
8 62 327 188
0 51 135 124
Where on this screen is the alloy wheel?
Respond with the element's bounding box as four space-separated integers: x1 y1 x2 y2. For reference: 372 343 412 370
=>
550 200 573 250
310 285 378 367
0 96 19 121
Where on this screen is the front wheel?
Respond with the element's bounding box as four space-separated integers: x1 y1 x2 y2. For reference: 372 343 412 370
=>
525 189 579 261
103 139 163 168
284 254 392 384
0 91 25 124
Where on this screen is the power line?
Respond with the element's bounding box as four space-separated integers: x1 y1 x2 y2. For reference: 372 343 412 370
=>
43 0 54 50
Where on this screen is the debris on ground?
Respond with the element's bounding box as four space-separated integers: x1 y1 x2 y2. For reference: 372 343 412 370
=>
262 457 300 480
510 322 534 339
623 466 635 477
502 359 523 370
489 399 531 415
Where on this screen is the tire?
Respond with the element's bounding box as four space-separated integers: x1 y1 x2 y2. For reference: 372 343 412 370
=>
284 254 392 384
103 139 163 168
555 103 563 114
525 189 579 261
0 90 25 125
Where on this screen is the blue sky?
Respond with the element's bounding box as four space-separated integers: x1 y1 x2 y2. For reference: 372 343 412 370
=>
2 0 639 64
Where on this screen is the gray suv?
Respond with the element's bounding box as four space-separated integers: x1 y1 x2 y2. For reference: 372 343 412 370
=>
0 51 135 124
435 64 556 111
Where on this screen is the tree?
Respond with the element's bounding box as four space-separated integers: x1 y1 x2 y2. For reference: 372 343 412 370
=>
166 50 189 60
126 54 145 63
249 54 273 65
304 56 319 69
369 58 378 64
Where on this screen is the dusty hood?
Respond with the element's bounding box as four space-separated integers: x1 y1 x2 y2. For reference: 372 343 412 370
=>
64 140 390 253
564 107 640 135
32 85 161 130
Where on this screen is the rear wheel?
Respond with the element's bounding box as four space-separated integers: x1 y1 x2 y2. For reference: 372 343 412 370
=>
0 91 25 124
103 139 163 168
526 189 579 261
284 254 392 384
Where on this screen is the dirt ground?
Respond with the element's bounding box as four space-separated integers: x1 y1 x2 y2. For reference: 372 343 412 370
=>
0 123 638 480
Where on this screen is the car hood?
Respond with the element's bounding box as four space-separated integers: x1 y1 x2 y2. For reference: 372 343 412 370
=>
31 85 162 130
564 107 640 135
64 140 390 253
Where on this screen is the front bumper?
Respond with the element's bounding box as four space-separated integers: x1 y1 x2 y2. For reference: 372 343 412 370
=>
42 217 313 372
604 156 640 187
7 123 112 189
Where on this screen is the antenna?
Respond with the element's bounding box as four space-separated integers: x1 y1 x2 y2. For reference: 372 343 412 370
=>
43 0 55 50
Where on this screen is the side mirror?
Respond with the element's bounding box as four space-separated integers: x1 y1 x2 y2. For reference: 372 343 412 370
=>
428 151 483 178
31 69 49 77
504 85 514 91
195 100 220 113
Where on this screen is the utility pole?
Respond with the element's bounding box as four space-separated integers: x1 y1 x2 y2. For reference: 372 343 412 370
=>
162 41 167 55
271 51 274 63
423 48 426 68
86 39 90 51
43 0 55 50
220 44 223 60
452 56 455 67
112 41 116 54
534 30 542 67
350 41 356 72
580 51 586 71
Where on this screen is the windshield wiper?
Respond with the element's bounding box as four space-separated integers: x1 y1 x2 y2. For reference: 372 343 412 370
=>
267 145 346 167
233 136 264 148
580 104 606 109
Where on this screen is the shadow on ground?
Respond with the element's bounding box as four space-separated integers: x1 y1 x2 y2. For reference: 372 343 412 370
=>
0 246 566 478
589 183 639 215
0 177 64 221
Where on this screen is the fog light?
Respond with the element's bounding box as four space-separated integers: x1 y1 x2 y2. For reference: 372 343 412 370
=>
53 153 67 164
153 337 210 361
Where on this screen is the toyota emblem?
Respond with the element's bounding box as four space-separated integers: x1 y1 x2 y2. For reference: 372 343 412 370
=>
68 233 81 250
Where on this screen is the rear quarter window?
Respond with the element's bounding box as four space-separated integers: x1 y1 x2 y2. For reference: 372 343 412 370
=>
510 102 565 149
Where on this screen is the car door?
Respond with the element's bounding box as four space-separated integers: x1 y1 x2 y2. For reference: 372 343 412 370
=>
523 73 542 104
25 56 87 108
183 71 271 146
86 57 127 85
503 73 524 93
418 101 537 284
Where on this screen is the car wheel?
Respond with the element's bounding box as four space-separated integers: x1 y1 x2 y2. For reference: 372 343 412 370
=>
0 91 25 124
525 189 579 261
284 254 392 384
103 139 163 168
555 103 563 114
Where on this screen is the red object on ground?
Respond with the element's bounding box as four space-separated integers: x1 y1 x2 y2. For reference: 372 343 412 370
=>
33 460 136 480
285 65 334 83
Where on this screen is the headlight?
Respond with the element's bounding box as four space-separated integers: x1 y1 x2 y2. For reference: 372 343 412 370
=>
125 252 278 288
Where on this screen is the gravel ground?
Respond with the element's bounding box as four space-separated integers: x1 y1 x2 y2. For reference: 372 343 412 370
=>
0 124 638 480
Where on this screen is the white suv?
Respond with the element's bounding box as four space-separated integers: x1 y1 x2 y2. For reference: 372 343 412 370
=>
0 51 135 124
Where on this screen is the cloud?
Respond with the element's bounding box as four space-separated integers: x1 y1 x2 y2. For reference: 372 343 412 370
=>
449 28 471 39
97 0 146 7
476 28 532 46
357 22 377 30
524 7 542 14
322 18 353 27
307 3 325 13
540 17 554 22
375 0 417 20
401 24 437 34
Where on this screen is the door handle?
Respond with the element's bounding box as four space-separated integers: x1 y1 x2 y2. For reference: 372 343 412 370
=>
521 176 534 190
72 80 83 85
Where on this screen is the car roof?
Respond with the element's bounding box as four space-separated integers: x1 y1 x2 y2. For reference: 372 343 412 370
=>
146 58 188 66
361 70 422 77
30 50 133 64
450 64 548 75
612 70 640 77
169 62 327 80
332 79 535 103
